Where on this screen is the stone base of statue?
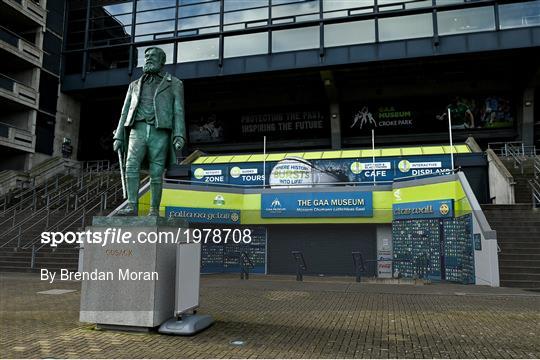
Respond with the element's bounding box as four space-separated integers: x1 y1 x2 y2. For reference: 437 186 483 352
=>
79 216 188 330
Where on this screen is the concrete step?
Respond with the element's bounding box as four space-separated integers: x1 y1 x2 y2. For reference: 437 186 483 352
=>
499 266 540 274
500 259 540 267
500 272 540 281
499 242 540 249
498 253 540 260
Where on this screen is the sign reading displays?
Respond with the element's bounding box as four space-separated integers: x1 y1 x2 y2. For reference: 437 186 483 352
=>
166 206 241 224
261 192 373 218
393 199 454 220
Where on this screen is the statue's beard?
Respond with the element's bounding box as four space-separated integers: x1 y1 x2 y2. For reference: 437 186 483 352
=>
143 62 161 74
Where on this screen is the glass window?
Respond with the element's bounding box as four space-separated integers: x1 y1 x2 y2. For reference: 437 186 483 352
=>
136 8 176 23
323 0 374 18
178 15 220 33
137 0 176 11
135 43 174 67
378 0 431 11
135 20 175 37
272 26 319 52
224 7 269 28
178 38 219 62
179 0 220 17
272 0 320 22
499 1 540 30
437 6 495 35
324 20 375 47
378 13 433 41
224 32 268 58
88 46 130 71
224 0 268 12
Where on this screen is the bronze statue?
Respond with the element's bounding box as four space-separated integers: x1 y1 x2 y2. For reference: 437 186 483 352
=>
113 47 186 216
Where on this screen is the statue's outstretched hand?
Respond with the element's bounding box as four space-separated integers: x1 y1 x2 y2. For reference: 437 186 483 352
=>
113 139 123 153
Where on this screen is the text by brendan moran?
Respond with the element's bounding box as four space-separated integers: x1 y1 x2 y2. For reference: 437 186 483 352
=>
40 268 158 283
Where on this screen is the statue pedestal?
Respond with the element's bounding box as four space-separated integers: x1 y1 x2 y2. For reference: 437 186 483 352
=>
79 216 188 330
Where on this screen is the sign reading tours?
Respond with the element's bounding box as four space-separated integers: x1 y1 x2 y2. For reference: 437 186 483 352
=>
392 199 454 220
261 192 373 218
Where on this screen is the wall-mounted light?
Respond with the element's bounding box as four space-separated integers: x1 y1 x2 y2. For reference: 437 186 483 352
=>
331 113 338 119
524 100 533 107
324 79 332 86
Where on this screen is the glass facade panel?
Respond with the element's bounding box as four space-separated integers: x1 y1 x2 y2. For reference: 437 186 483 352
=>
500 1 540 30
136 8 176 23
437 6 495 35
224 7 269 28
135 43 174 67
178 38 219 62
178 15 220 33
378 0 431 11
224 0 268 12
224 32 268 58
272 26 319 52
135 20 175 37
378 13 433 41
88 46 130 71
324 20 375 47
137 0 176 11
272 0 320 21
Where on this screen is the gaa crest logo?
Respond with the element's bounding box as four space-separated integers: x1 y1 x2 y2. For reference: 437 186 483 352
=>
439 203 450 216
230 212 240 222
213 194 225 206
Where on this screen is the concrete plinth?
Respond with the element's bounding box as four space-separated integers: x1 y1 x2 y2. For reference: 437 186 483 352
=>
79 216 188 329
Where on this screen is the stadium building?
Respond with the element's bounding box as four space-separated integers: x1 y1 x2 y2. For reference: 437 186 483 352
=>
0 0 539 287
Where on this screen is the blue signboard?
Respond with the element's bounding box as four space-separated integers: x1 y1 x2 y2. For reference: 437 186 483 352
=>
191 164 229 184
191 154 456 186
166 206 241 224
393 199 454 220
261 191 373 218
227 163 267 186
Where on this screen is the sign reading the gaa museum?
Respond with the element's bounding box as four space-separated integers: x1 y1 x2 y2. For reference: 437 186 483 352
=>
261 191 373 218
166 206 240 224
392 199 454 220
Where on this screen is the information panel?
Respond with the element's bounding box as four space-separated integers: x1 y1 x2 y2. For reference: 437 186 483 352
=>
261 191 373 218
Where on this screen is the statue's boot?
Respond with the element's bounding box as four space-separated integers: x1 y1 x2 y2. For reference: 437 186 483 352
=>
148 181 162 217
116 174 139 216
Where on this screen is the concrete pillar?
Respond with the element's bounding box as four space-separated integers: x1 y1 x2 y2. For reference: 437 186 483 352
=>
521 88 535 146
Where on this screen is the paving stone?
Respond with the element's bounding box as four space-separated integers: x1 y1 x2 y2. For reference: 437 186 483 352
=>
1 272 539 358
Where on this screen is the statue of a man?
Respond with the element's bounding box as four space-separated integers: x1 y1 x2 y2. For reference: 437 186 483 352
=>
113 47 185 216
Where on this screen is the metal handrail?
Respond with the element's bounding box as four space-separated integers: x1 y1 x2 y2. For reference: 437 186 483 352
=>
0 169 96 229
0 171 118 247
529 178 540 208
27 181 124 254
506 143 524 174
534 155 540 179
488 141 538 158
29 183 125 268
0 162 117 226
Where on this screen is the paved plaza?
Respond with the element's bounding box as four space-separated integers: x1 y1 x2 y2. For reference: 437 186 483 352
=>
1 272 539 359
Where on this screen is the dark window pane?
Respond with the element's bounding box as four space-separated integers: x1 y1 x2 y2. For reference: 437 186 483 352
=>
35 112 55 155
39 71 59 114
88 46 130 71
64 52 84 74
